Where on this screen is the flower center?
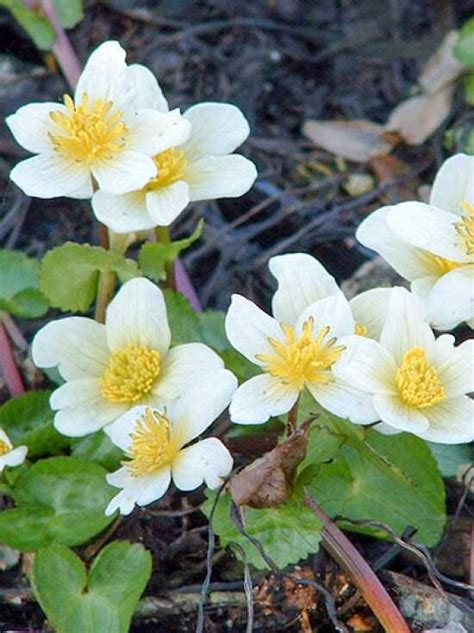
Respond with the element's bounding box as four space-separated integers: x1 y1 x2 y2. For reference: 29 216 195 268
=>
49 94 128 165
396 347 445 408
454 201 474 256
0 439 10 457
146 147 187 190
354 323 368 336
126 408 175 477
256 318 345 390
431 256 460 274
100 344 161 403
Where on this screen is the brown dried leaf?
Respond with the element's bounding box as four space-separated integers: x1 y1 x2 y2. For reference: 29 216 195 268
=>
368 154 419 203
419 31 466 94
230 420 312 509
302 120 394 163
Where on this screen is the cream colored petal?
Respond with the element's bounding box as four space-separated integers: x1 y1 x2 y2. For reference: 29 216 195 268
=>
0 446 28 471
10 154 92 199
0 429 12 449
269 252 339 325
75 40 127 104
32 317 109 380
146 181 190 226
105 467 171 515
418 397 474 444
229 374 299 424
185 155 257 201
105 278 170 355
182 102 250 161
54 398 127 437
6 102 67 154
225 294 284 366
426 266 474 330
410 276 437 318
308 379 378 425
430 335 474 398
118 64 168 112
171 438 233 491
349 287 394 340
295 292 354 339
49 379 101 410
92 151 156 195
125 108 191 156
373 393 430 434
430 153 474 214
92 190 154 233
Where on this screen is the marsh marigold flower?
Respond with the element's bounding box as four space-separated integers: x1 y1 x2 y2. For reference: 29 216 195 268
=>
0 429 27 473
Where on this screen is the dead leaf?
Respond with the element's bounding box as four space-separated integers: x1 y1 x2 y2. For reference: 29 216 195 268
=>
419 31 466 94
368 154 419 203
385 84 454 145
302 120 394 163
230 420 312 509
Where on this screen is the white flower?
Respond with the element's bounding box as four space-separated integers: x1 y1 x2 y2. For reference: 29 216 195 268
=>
356 153 474 330
104 369 236 515
6 41 191 199
225 253 378 425
0 429 27 473
91 102 257 233
32 277 229 437
333 287 474 444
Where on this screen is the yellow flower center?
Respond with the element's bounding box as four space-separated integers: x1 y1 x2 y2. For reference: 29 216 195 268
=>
126 408 175 476
49 94 128 165
100 344 161 403
256 318 345 391
354 323 368 336
454 201 474 256
431 255 460 274
0 439 10 457
395 347 445 408
146 147 187 191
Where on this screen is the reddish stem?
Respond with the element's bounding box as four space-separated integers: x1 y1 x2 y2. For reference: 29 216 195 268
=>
41 0 82 89
305 492 410 633
175 258 202 312
0 323 25 397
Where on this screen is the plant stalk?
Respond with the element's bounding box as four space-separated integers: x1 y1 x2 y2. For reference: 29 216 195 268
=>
0 322 25 397
305 492 410 633
94 271 116 324
155 226 176 290
287 398 299 434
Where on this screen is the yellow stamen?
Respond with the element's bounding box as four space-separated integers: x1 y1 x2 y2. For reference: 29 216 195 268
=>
256 318 345 391
0 439 10 457
100 344 160 403
146 147 187 190
454 201 474 255
354 323 368 336
49 93 128 164
126 408 175 476
431 256 460 274
396 347 445 408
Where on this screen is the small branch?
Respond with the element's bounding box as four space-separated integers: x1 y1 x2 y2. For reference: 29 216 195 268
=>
304 492 410 633
94 271 116 323
0 322 25 397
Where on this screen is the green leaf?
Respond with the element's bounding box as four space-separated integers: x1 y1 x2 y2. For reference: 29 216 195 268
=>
426 442 473 478
203 492 322 570
464 72 474 105
32 541 152 633
0 390 68 458
0 457 116 551
52 0 83 29
40 242 139 312
139 220 203 283
454 18 474 66
72 431 123 472
1 0 55 50
0 249 48 318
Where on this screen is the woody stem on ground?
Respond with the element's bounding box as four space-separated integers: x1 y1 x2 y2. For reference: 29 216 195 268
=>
305 492 410 633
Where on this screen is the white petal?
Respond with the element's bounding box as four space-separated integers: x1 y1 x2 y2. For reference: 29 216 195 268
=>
0 446 28 471
426 266 474 330
104 405 152 451
146 181 190 226
171 369 237 447
308 379 379 424
92 151 156 195
54 399 127 437
386 203 468 263
125 108 191 155
229 374 298 424
92 190 154 233
333 335 398 394
118 64 168 112
185 155 257 201
430 153 474 214
418 397 474 444
172 438 233 491
152 343 224 402
105 278 170 355
356 206 443 280
349 287 394 340
225 294 283 366
32 317 109 380
410 276 437 317
430 336 474 398
10 154 92 199
269 253 339 325
105 467 171 515
75 40 127 104
380 287 435 365
182 102 250 161
295 292 354 340
6 102 67 154
0 429 12 449
50 379 101 409
373 422 402 436
373 394 430 433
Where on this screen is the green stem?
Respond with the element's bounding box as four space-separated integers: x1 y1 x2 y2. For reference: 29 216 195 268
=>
155 226 176 290
94 271 116 324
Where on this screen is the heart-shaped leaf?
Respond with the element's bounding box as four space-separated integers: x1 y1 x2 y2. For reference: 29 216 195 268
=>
0 249 48 318
32 541 152 633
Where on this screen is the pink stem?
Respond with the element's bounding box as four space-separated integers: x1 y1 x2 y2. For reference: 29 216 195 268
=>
41 0 82 89
0 323 25 397
175 259 202 312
